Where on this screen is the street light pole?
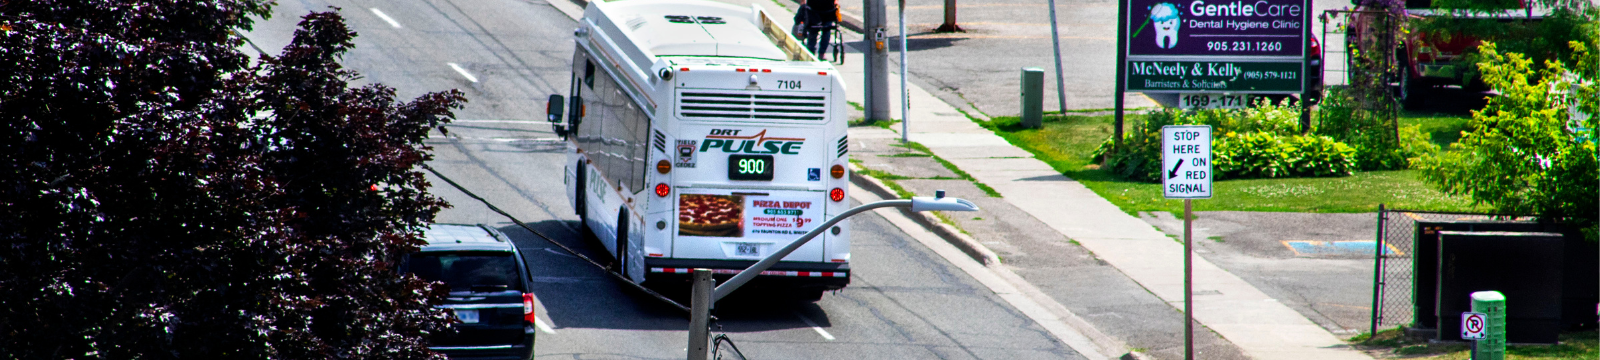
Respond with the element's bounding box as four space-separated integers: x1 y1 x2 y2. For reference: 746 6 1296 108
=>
686 192 978 359
713 192 979 303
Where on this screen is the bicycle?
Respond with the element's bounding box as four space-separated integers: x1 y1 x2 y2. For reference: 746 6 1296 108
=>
807 23 845 64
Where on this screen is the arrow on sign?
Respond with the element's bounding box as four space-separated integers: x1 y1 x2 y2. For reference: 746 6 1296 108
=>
1167 159 1184 180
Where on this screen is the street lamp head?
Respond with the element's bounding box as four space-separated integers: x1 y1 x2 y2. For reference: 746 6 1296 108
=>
910 195 979 212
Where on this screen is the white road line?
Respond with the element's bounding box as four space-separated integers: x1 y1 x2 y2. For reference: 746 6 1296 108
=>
369 8 402 28
793 312 835 341
533 318 556 334
447 63 479 83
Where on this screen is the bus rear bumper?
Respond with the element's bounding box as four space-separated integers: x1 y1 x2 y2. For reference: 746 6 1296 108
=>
642 258 850 291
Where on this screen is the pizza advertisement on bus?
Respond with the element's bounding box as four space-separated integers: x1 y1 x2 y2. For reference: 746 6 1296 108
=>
676 192 824 240
744 195 822 239
679 194 744 237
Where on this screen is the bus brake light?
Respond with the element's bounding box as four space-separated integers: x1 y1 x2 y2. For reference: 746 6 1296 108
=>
655 183 671 197
829 188 844 202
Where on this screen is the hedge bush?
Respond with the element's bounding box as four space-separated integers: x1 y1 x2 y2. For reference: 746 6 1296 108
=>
1096 98 1359 182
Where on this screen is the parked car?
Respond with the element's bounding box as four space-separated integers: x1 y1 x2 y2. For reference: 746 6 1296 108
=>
404 224 537 360
1347 0 1542 108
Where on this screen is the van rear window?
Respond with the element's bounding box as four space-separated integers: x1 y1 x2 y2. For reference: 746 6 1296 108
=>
407 252 522 292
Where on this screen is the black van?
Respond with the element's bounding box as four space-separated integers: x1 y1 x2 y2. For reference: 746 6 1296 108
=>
406 224 537 360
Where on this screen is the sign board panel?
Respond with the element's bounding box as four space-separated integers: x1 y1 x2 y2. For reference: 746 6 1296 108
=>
1125 0 1308 57
1120 0 1308 94
1162 125 1212 199
1127 60 1303 92
1461 312 1487 340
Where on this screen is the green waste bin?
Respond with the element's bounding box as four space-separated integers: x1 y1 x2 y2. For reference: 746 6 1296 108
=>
1471 291 1506 360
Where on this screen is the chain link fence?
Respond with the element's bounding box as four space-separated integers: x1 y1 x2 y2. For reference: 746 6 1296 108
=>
1370 206 1514 335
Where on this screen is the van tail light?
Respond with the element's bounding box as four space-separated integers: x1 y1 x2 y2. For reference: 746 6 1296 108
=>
830 188 845 202
655 183 671 197
523 293 537 324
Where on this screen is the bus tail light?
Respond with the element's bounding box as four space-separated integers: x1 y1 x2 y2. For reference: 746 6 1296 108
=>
655 183 671 197
830 164 845 179
830 188 844 202
657 159 671 174
522 293 537 324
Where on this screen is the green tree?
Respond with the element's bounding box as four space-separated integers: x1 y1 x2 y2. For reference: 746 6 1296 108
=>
0 1 464 358
1418 41 1598 239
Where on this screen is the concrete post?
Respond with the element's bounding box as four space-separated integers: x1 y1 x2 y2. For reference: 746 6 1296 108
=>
865 0 891 122
938 0 961 32
1021 67 1044 128
687 269 713 360
1471 291 1506 360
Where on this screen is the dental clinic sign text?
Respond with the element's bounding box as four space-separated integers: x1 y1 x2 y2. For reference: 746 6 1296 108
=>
1122 0 1308 93
1128 60 1302 92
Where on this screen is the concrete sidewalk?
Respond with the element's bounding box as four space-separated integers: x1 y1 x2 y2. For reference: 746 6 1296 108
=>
824 48 1373 360
745 5 1374 359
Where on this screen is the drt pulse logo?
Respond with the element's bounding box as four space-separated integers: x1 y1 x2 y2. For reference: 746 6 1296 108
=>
700 129 805 155
1150 3 1181 49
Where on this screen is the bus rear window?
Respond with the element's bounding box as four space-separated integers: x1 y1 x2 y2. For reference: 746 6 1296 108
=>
407 252 523 292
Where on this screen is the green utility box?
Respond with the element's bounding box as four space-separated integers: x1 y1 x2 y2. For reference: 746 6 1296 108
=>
1020 67 1044 129
1471 291 1506 360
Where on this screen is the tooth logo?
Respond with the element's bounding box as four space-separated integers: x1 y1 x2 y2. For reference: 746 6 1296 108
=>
1151 3 1181 49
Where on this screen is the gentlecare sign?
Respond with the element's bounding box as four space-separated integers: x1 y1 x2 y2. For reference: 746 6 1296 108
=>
1162 125 1212 199
1127 60 1302 92
1126 0 1306 57
1121 0 1308 94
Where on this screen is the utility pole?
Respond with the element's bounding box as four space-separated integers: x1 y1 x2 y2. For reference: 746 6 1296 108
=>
938 0 961 32
865 0 891 122
1047 0 1066 112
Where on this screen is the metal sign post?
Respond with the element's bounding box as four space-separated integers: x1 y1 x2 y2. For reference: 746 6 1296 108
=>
1162 125 1211 360
898 0 909 144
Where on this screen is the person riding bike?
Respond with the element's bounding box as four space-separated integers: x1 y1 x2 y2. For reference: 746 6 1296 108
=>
793 0 838 60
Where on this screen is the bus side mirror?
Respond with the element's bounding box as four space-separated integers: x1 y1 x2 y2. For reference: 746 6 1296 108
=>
547 94 567 137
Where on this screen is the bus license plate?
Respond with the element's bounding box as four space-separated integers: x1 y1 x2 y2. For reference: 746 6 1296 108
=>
454 309 479 323
734 243 761 257
1179 93 1248 110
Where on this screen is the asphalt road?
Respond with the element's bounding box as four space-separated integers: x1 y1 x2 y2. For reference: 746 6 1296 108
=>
247 1 1083 358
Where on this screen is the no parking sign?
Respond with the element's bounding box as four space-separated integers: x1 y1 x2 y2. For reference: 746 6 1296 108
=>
1461 312 1487 340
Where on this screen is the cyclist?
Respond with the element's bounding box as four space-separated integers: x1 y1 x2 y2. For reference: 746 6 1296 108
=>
800 0 838 60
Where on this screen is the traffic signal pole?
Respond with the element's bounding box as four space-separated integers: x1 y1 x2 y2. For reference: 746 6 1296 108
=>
865 0 891 122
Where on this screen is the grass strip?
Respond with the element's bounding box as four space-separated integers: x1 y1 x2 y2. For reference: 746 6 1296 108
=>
982 113 1484 214
1350 328 1596 359
889 142 1004 198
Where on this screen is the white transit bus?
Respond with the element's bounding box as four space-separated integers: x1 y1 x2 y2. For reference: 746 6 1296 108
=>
548 0 851 299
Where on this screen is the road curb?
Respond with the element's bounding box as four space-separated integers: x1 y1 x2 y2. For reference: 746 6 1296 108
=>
848 167 1001 266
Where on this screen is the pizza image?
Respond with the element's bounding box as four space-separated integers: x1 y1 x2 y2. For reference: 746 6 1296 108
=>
678 194 743 237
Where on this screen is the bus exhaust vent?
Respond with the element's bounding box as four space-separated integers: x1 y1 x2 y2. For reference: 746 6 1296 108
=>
836 135 848 157
678 90 827 121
